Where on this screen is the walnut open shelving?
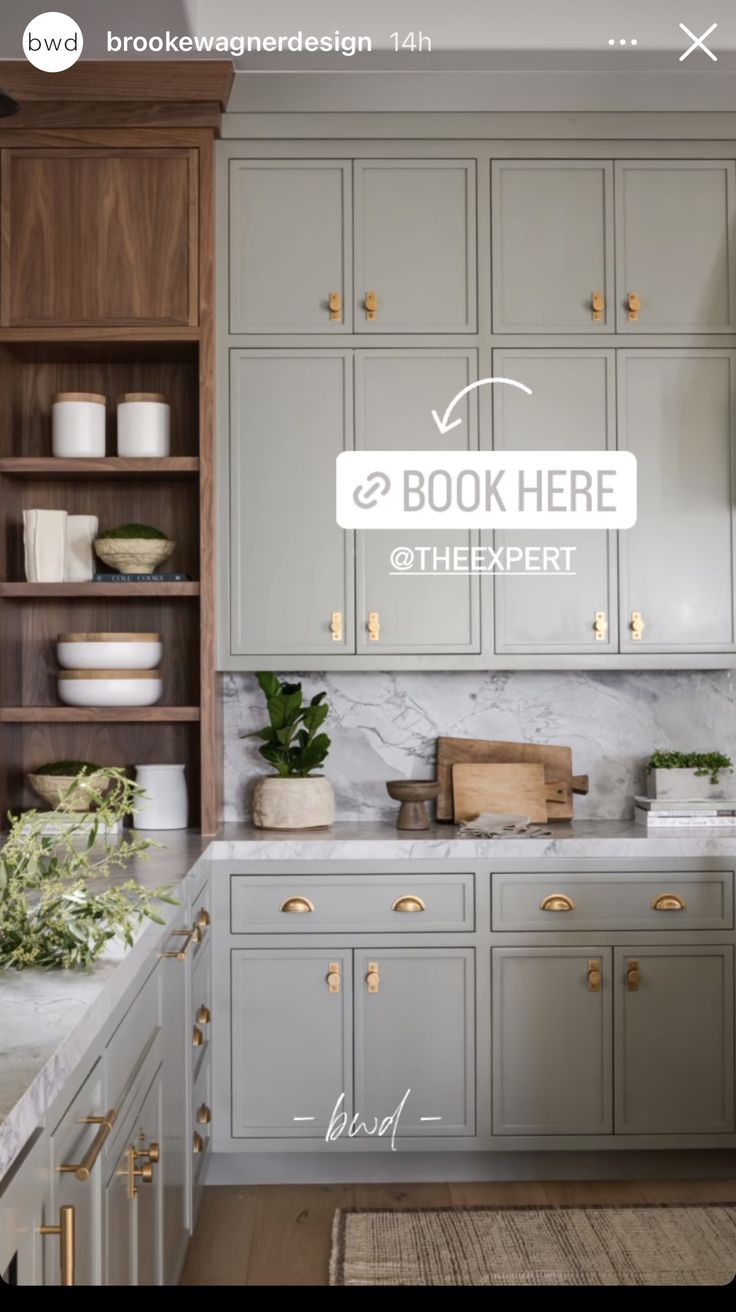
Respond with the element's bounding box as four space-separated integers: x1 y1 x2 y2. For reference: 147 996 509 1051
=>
0 457 200 479
0 582 201 598
0 707 201 723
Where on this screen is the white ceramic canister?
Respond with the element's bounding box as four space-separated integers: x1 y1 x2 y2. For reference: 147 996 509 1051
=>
134 764 188 830
52 393 106 458
117 393 171 457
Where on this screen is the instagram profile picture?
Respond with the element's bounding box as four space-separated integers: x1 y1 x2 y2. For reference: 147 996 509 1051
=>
23 12 83 72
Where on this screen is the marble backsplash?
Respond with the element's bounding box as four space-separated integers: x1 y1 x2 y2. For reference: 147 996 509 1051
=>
221 671 736 822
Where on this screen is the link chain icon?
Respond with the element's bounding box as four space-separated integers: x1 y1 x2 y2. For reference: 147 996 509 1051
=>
352 470 391 509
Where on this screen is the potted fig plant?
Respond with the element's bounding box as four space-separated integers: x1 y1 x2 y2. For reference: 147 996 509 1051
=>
646 750 734 800
248 673 335 829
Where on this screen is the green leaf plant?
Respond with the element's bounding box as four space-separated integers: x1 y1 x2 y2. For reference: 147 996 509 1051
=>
0 769 177 971
248 673 331 777
646 750 733 786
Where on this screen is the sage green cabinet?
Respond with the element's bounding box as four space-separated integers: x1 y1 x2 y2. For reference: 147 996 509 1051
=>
229 160 351 333
354 160 476 332
492 349 617 653
615 161 736 333
229 350 354 656
614 946 735 1135
104 1061 163 1286
618 350 736 652
354 948 475 1137
355 349 481 654
48 1063 105 1285
492 948 612 1136
491 161 613 332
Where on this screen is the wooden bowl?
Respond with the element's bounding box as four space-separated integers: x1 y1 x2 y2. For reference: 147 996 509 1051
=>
94 538 175 575
27 770 112 811
386 779 440 830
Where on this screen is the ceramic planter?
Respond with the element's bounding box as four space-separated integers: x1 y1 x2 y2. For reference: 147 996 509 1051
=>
94 537 175 574
647 767 735 800
252 776 335 829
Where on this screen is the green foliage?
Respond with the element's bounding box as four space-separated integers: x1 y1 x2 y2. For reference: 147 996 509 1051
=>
34 760 102 777
249 673 331 777
0 770 177 972
646 750 733 785
98 523 168 540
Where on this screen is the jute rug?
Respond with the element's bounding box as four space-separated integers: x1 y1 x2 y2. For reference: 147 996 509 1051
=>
330 1204 736 1286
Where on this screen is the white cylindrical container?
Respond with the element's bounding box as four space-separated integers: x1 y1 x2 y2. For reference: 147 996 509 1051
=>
117 393 171 457
52 393 106 458
134 764 188 830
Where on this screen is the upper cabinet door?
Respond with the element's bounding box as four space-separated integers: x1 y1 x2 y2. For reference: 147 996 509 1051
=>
2 148 197 327
354 160 476 332
229 350 354 656
619 350 736 652
229 160 351 333
492 350 617 653
615 161 736 332
355 349 481 654
492 161 613 333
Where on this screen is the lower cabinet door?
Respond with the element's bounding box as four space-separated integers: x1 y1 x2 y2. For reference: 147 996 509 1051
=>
133 1065 163 1286
104 1062 164 1286
614 945 735 1135
159 916 191 1284
231 949 352 1137
354 949 475 1136
47 1061 105 1285
492 948 612 1135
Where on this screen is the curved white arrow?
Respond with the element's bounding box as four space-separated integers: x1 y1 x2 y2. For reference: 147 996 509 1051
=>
431 375 532 435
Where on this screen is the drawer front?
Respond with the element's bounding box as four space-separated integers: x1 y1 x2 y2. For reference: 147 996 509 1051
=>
492 871 734 931
230 873 475 933
106 965 160 1111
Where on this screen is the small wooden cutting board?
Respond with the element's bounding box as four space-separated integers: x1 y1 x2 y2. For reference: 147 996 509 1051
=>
452 762 571 824
437 737 588 822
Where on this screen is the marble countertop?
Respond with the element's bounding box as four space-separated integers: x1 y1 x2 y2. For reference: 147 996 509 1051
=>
3 817 736 1180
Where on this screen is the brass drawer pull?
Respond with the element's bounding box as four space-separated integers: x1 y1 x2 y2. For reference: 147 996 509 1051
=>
330 611 343 642
539 893 575 913
196 1004 211 1025
196 1104 212 1126
587 959 602 993
593 611 607 641
627 291 641 321
193 1131 205 1155
328 291 342 322
58 1108 117 1181
630 611 645 640
40 1205 75 1286
280 896 315 914
364 290 378 321
627 959 641 991
196 908 210 930
392 895 426 913
327 961 341 994
192 1026 204 1047
591 291 605 322
160 925 201 960
652 893 687 912
366 961 380 993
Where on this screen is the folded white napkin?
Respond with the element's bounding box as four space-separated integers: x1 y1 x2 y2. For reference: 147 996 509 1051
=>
458 812 553 838
65 514 99 582
23 509 68 582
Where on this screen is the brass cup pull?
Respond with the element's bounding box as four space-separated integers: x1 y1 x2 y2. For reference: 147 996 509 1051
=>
193 1131 205 1155
327 961 341 994
40 1205 75 1286
539 893 575 913
591 291 605 322
627 291 641 321
196 1004 211 1025
367 611 380 642
652 893 687 912
593 611 607 641
391 895 426 913
366 961 380 993
58 1108 117 1181
192 1026 204 1047
330 611 343 642
627 959 641 991
160 925 200 960
364 291 378 321
196 908 211 931
328 291 342 322
196 1104 212 1126
280 896 315 914
587 959 602 993
630 610 645 640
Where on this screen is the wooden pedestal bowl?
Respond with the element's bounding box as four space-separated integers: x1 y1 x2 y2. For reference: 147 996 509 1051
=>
386 779 440 830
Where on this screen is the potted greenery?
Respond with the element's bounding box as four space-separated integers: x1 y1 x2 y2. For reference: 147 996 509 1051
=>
646 750 734 800
0 768 175 971
248 673 335 829
27 759 112 811
94 522 175 575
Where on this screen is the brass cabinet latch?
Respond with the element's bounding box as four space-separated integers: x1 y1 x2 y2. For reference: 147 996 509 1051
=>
364 291 378 321
591 291 605 322
328 291 342 322
367 611 380 642
626 959 641 992
587 959 602 993
630 611 645 640
366 961 380 993
327 961 341 994
627 291 641 321
330 611 343 642
593 611 607 641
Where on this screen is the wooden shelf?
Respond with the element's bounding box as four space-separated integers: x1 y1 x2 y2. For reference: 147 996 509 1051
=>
0 706 201 724
0 457 199 479
0 582 200 598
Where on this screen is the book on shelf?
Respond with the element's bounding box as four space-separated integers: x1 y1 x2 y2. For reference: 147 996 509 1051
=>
635 795 736 812
635 807 736 828
93 573 191 583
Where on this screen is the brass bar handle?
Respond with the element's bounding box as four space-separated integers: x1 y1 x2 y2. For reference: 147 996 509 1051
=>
58 1108 117 1181
196 1104 212 1126
327 960 341 994
630 611 645 640
40 1205 75 1286
652 893 687 912
196 1004 211 1025
193 1131 205 1155
328 291 342 322
366 960 380 993
591 291 605 322
593 611 607 641
539 893 575 913
160 925 201 960
391 895 426 913
627 958 641 991
280 896 315 913
587 959 602 993
330 611 343 642
627 291 641 321
367 611 380 642
364 291 378 321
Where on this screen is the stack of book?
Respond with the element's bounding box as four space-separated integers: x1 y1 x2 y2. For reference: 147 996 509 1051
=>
635 797 736 828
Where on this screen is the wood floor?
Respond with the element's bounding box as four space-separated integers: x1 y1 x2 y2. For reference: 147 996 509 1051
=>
180 1178 736 1285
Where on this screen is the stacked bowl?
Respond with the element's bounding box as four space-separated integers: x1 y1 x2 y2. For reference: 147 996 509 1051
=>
57 634 163 707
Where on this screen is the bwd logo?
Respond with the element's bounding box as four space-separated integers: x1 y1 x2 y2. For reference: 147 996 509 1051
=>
23 12 83 71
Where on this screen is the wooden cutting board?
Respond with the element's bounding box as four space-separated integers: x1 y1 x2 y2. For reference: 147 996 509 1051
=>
452 763 571 824
437 737 589 823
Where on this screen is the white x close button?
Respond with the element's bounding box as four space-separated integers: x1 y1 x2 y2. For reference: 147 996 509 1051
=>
679 21 718 62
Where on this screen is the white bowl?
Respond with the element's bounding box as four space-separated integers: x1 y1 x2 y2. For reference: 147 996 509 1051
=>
57 633 162 671
58 670 163 708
